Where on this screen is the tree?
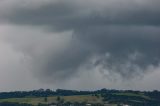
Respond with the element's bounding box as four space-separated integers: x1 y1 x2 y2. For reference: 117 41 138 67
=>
44 97 47 102
57 96 61 102
95 94 100 98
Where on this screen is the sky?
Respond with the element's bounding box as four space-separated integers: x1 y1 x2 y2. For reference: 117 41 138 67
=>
0 0 160 92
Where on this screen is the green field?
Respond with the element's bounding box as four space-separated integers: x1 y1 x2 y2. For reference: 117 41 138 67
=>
113 92 151 100
0 95 104 106
0 93 153 106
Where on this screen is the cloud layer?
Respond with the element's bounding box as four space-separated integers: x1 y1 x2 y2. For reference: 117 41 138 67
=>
0 0 160 91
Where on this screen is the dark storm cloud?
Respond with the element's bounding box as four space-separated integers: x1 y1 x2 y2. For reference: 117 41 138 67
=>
1 0 160 80
2 0 160 28
75 26 160 78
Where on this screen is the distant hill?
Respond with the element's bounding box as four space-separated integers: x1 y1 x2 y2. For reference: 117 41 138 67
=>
0 89 160 106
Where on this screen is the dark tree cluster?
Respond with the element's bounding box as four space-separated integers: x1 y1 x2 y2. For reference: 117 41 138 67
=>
0 89 94 99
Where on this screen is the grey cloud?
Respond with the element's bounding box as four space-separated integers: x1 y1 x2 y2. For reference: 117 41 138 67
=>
0 0 160 82
71 25 160 79
1 0 160 28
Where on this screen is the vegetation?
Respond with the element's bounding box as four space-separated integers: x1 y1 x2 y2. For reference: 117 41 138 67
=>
0 89 160 106
0 95 103 106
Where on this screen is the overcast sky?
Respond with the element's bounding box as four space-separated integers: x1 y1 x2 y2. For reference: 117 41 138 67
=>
0 0 160 92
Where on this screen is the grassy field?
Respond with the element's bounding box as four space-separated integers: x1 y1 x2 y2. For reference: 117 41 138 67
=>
113 92 151 100
0 93 150 106
0 95 104 106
